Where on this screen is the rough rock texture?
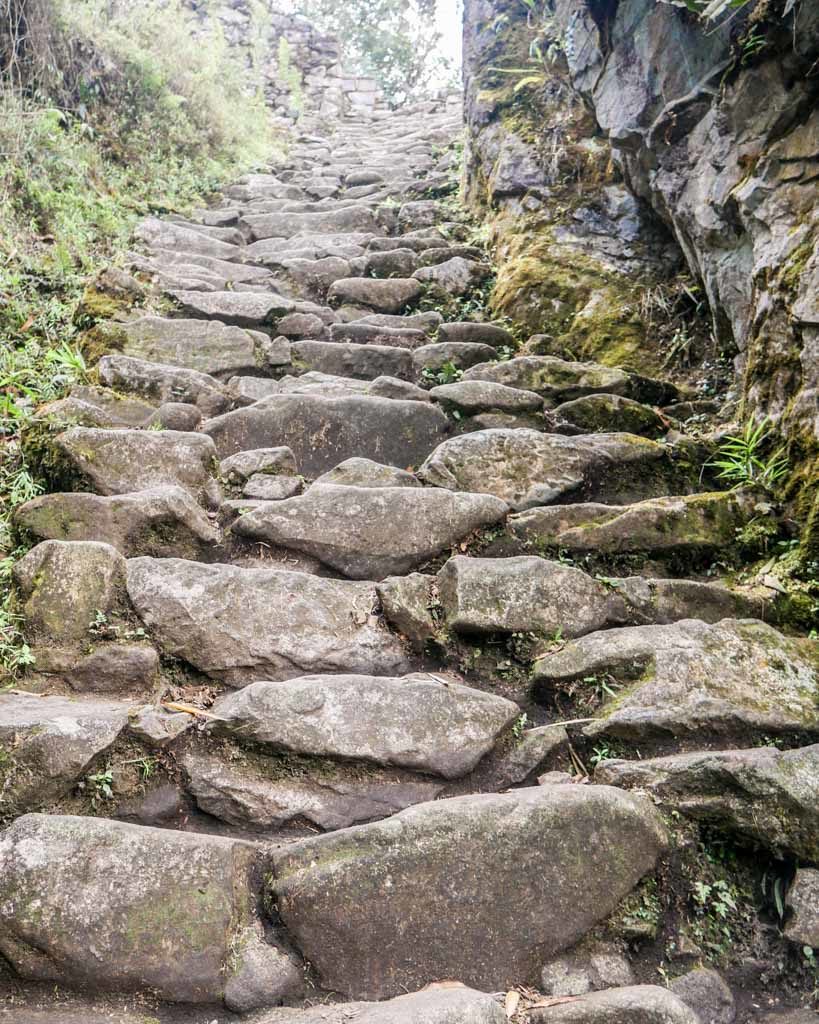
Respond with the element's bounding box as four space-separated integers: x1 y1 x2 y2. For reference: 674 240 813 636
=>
97 353 230 417
212 674 519 778
784 870 819 949
0 814 299 1005
126 557 410 686
669 969 736 1024
233 485 508 579
597 745 819 861
203 394 450 476
270 786 667 998
541 942 635 997
313 458 420 489
254 987 506 1024
533 619 819 748
0 694 128 814
418 430 695 509
528 986 699 1024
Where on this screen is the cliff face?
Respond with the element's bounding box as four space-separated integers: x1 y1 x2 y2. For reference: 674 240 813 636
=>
463 0 819 549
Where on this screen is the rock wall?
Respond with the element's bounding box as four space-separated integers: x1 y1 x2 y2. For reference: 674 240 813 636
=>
185 0 384 118
463 0 819 550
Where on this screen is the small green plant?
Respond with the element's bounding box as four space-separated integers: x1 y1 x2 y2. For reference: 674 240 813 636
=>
589 743 613 767
84 768 114 808
420 361 463 387
512 712 529 739
708 418 789 493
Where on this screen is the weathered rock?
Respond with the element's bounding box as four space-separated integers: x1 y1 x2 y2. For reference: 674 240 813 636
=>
227 376 283 404
243 207 382 241
356 310 442 333
127 705 192 748
136 216 242 260
244 474 303 500
413 257 489 294
182 749 443 833
233 485 508 579
313 458 420 488
418 430 694 510
541 941 635 996
431 380 544 415
220 446 297 483
463 356 676 406
254 987 505 1024
0 814 299 1006
330 322 428 349
270 785 667 998
398 200 443 231
54 428 221 506
15 486 220 559
528 985 699 1024
126 557 410 687
785 870 819 949
554 395 671 438
291 339 414 380
58 643 160 694
492 493 751 558
669 969 735 1024
0 694 128 813
203 394 450 477
599 745 819 861
224 933 304 1013
171 289 294 329
112 316 266 377
13 540 126 644
413 341 497 371
533 619 819 749
367 375 430 401
328 277 422 313
438 322 515 348
212 673 518 779
145 401 202 432
376 573 439 651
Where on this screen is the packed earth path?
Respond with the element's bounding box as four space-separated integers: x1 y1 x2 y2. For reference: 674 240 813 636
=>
1 97 818 1024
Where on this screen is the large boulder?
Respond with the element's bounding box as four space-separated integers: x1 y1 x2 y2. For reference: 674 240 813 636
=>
203 395 450 476
182 749 444 833
418 430 695 509
270 786 667 998
14 486 220 559
597 745 819 860
126 557 410 687
0 814 300 1007
254 987 505 1024
54 427 221 506
533 619 819 749
233 485 508 579
112 315 268 377
212 674 519 779
462 356 676 406
0 693 128 814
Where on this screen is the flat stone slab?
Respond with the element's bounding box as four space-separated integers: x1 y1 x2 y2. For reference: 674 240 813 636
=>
291 340 415 381
0 814 299 1006
212 673 519 778
170 289 294 328
0 694 128 814
126 557 411 687
182 749 444 832
15 486 220 559
330 322 429 349
233 484 508 579
430 380 544 414
418 429 694 510
554 394 671 437
533 619 819 748
462 356 676 406
203 394 450 477
257 987 505 1024
785 869 819 948
110 315 267 377
328 277 422 314
55 427 221 506
598 744 819 860
269 786 667 999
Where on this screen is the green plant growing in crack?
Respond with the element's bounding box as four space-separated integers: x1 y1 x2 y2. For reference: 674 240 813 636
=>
708 418 789 493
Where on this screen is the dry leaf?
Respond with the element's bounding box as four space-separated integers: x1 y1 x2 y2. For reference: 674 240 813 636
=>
19 314 36 332
505 990 521 1018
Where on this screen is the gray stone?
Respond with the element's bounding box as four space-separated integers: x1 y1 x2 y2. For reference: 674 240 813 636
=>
270 786 667 999
127 705 192 748
220 447 298 483
528 985 699 1024
418 430 693 510
126 557 410 687
233 485 508 579
541 941 635 996
431 380 544 415
313 458 420 488
243 207 382 241
554 394 672 438
136 216 242 260
226 375 282 404
785 870 819 949
413 342 497 371
0 694 128 814
254 987 505 1024
669 969 735 1024
356 310 443 333
98 354 230 417
54 427 221 506
15 486 221 559
61 644 160 695
533 619 819 749
0 814 299 1005
328 277 422 313
203 394 450 477
224 932 303 1013
330 322 428 349
212 673 519 779
114 315 266 377
438 322 515 347
291 340 414 380
376 573 439 651
182 749 443 833
414 257 489 295
368 375 431 401
171 289 294 329
145 401 202 432
243 474 303 500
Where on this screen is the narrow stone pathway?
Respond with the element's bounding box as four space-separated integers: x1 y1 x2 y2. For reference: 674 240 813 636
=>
1 98 817 1023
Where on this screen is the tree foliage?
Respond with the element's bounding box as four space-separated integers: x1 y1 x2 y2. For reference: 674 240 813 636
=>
297 0 452 104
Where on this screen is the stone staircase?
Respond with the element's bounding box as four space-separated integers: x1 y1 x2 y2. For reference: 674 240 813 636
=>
1 98 817 1023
